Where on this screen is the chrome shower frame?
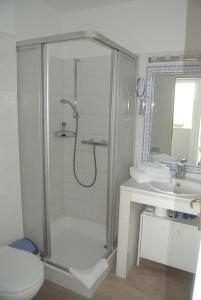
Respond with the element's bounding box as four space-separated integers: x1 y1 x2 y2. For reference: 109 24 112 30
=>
17 31 137 267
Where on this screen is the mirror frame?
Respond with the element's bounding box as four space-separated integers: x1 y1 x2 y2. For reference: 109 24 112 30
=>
142 65 201 173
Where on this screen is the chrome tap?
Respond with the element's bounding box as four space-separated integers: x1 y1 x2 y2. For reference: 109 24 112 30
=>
176 159 187 179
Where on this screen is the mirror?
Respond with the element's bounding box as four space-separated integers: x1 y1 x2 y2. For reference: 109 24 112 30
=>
143 65 201 171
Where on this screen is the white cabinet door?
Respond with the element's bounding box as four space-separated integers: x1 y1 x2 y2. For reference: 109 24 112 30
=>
140 215 170 264
168 222 201 273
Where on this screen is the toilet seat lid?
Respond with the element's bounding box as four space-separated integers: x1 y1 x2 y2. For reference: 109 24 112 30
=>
0 246 44 294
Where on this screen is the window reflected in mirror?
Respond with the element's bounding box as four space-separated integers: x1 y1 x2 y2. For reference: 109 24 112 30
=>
173 79 195 129
150 74 201 165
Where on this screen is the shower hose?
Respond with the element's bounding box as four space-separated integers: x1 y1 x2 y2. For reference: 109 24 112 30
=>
73 116 97 187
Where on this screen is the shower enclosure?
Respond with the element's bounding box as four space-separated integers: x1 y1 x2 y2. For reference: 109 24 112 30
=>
17 31 137 297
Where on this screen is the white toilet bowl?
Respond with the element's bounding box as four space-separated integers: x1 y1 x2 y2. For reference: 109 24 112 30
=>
0 246 44 300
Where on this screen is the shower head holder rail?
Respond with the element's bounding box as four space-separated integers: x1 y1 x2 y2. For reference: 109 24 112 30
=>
55 130 75 138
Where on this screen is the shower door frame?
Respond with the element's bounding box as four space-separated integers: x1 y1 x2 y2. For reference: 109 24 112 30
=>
17 31 137 270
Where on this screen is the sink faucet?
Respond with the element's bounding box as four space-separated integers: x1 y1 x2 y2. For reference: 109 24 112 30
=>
176 159 187 179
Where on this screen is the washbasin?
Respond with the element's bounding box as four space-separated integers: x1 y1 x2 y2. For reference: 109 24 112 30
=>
148 178 201 197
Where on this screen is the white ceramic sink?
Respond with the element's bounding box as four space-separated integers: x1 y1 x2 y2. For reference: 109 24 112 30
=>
149 178 201 197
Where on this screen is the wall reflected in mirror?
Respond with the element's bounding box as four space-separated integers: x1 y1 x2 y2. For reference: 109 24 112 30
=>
150 72 201 166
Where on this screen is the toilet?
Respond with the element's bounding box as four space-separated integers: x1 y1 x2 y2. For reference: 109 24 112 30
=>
0 246 44 300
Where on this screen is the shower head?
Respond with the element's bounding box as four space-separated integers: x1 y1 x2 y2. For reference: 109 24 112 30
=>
60 98 79 119
60 98 70 104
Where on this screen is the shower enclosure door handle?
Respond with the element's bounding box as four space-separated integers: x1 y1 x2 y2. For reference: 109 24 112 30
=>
81 139 108 147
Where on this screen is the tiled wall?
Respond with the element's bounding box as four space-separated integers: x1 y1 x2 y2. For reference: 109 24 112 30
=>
49 55 111 225
63 56 110 225
49 56 65 221
0 31 23 245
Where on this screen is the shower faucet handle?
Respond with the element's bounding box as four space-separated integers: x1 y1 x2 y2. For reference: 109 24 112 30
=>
81 139 108 147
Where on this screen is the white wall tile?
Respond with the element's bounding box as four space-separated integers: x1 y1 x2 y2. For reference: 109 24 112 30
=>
61 55 111 224
64 150 108 172
0 90 17 118
48 56 65 221
64 168 108 191
0 32 23 246
48 54 111 225
64 197 106 225
0 61 16 90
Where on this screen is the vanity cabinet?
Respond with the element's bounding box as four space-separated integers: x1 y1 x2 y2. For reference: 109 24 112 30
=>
139 215 171 265
168 222 201 273
138 211 200 273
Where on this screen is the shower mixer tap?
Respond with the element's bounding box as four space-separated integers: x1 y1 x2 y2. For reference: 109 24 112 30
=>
81 139 108 147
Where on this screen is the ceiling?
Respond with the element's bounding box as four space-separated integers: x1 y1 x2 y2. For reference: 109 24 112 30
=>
42 0 135 13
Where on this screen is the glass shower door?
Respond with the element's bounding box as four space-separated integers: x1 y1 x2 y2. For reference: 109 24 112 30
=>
44 39 113 270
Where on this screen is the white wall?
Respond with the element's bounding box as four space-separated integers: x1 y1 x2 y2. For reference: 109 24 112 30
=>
0 0 15 35
151 75 175 155
17 45 45 250
61 0 187 54
62 55 111 224
48 55 65 221
171 128 191 161
48 44 111 224
185 0 201 53
15 0 63 40
14 0 188 54
0 0 23 246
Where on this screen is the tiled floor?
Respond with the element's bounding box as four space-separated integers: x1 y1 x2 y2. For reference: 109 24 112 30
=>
35 260 194 300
